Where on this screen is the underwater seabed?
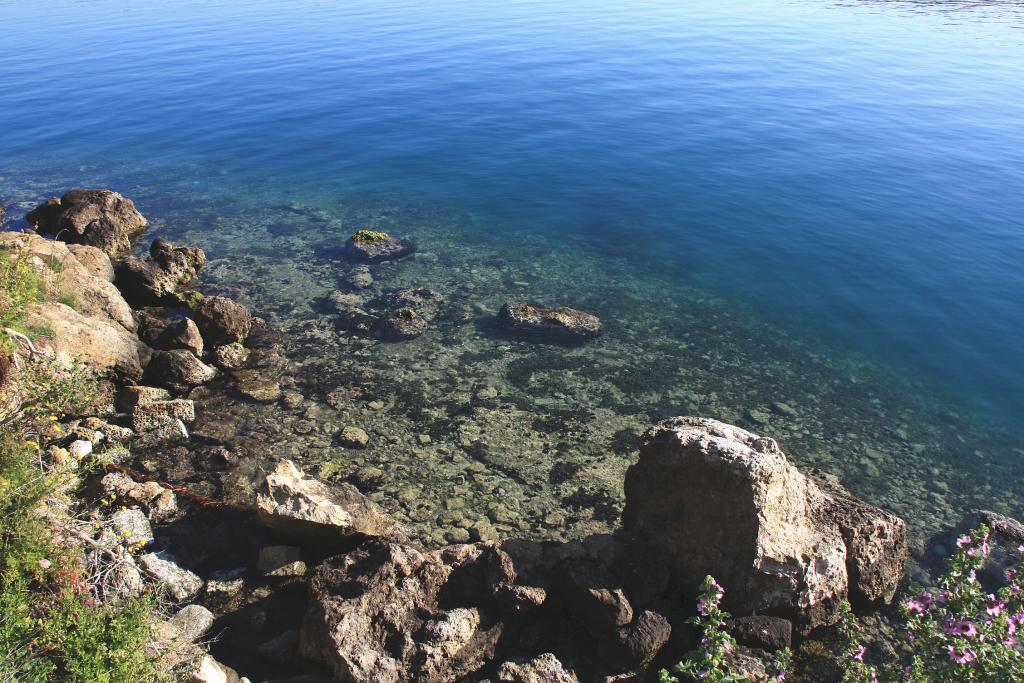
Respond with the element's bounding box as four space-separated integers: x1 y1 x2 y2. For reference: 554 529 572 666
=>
3 168 1023 566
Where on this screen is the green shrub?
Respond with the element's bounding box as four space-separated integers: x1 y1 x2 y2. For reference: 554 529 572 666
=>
0 249 45 353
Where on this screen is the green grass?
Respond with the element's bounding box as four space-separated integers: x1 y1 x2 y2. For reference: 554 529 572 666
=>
0 249 45 353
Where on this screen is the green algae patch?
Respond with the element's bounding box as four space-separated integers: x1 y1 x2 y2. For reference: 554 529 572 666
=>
351 230 391 243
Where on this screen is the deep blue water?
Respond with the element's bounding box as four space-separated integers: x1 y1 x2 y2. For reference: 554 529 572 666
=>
2 0 1023 427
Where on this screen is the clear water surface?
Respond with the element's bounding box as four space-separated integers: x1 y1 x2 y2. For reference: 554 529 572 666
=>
1 0 1023 545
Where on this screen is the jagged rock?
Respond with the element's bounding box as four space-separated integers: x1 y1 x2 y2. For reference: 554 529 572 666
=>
193 296 252 346
153 318 204 356
254 459 405 547
497 301 602 343
145 350 216 390
212 342 249 369
300 539 500 682
170 604 216 642
108 560 146 600
186 655 242 683
131 399 195 431
622 417 907 628
26 188 147 257
343 231 415 262
558 560 634 636
727 616 793 652
140 551 203 601
115 238 206 307
497 653 578 683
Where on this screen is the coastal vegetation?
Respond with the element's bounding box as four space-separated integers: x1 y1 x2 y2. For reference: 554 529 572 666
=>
0 248 159 682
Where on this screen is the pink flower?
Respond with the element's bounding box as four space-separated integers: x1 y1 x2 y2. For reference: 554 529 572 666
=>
709 578 724 595
853 644 866 662
957 534 973 549
945 617 978 638
986 595 1007 617
947 645 977 665
906 591 933 614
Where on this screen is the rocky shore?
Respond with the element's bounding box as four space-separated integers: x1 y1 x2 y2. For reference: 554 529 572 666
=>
1 188 1017 682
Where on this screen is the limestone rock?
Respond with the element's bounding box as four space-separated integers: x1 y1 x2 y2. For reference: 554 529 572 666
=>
67 243 115 281
326 290 376 331
22 301 146 381
153 318 204 356
26 188 147 257
145 350 216 390
109 508 154 548
131 398 195 431
193 296 252 346
343 231 415 262
343 265 373 290
254 459 405 547
170 604 216 642
497 653 578 683
498 301 602 343
140 551 203 602
212 342 249 370
622 417 907 628
115 238 206 307
117 385 172 412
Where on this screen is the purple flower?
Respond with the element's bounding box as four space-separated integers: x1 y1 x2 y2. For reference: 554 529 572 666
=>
986 595 1007 617
947 645 977 665
905 591 933 614
853 644 866 662
944 617 978 638
709 578 724 595
957 534 973 549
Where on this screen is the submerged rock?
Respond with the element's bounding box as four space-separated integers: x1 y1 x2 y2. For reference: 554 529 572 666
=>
343 265 374 290
497 301 602 343
26 188 148 257
343 230 415 262
622 417 907 628
377 287 446 341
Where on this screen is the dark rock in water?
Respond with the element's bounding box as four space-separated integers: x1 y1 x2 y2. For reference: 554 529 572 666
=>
193 296 252 346
727 615 793 652
379 307 428 340
145 349 217 391
343 230 415 262
26 188 148 257
498 301 602 343
622 417 907 629
326 290 376 331
376 287 445 341
153 318 204 356
115 238 206 307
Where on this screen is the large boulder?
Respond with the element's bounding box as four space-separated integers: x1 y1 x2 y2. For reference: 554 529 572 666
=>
1 232 135 332
254 459 405 547
26 188 147 257
193 296 252 346
21 301 147 381
497 301 602 343
115 238 206 307
622 417 907 628
343 230 415 262
145 350 216 390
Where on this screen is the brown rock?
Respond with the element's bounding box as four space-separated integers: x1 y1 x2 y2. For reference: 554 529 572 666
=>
193 296 252 346
622 417 907 628
153 318 204 356
115 238 206 307
145 350 216 390
498 301 602 343
26 188 147 257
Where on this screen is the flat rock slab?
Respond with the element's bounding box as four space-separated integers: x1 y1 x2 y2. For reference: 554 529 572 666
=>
498 301 602 343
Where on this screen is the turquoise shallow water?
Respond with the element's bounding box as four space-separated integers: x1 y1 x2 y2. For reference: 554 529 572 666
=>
1 0 1023 543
